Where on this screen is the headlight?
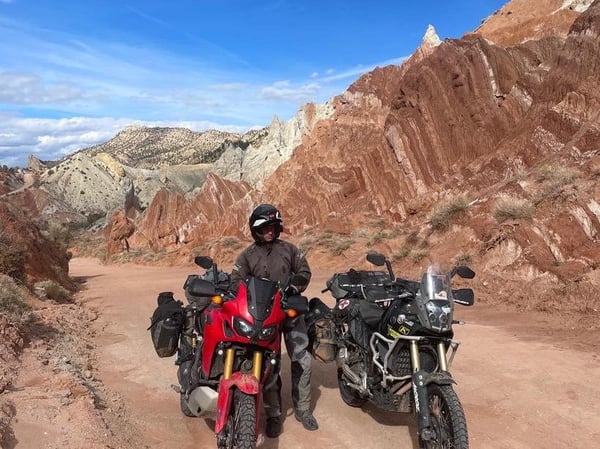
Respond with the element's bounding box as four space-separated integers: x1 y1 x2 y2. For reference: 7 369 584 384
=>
425 300 453 332
233 317 256 339
259 325 276 341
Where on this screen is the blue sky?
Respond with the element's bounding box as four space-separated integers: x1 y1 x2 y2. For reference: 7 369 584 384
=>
0 0 507 167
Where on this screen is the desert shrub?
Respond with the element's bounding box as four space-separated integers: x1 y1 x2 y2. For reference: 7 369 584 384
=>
191 245 209 257
537 164 580 184
221 237 242 250
34 280 70 302
454 253 473 266
316 230 333 243
409 248 430 263
0 274 32 321
367 229 398 247
430 195 470 232
534 164 581 203
0 228 26 282
350 229 370 239
315 231 354 256
298 237 315 255
391 247 411 261
493 196 534 223
405 231 420 246
330 239 353 256
46 222 73 247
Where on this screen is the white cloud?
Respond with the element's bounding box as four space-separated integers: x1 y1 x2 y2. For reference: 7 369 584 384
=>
0 72 83 104
0 15 411 168
209 83 247 92
260 81 321 102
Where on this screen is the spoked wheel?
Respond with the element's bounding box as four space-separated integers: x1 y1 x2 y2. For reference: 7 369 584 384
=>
419 384 468 449
217 389 257 449
337 368 367 408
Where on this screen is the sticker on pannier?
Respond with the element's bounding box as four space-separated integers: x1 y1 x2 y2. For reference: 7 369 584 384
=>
148 291 185 358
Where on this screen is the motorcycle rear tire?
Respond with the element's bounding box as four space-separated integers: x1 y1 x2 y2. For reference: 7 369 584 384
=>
419 384 468 449
218 389 256 449
337 368 367 408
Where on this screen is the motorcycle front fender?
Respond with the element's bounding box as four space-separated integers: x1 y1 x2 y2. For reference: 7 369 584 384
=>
214 372 260 434
424 371 456 386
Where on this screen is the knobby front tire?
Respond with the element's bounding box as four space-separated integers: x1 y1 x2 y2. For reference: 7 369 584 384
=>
218 389 257 449
420 384 468 449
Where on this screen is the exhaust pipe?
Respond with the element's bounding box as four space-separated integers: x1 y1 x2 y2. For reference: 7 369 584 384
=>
184 386 218 417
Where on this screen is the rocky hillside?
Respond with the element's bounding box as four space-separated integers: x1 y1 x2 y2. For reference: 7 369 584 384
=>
4 101 333 224
83 126 240 168
111 0 599 323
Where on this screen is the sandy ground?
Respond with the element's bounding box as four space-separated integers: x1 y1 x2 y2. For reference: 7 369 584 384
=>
5 257 600 449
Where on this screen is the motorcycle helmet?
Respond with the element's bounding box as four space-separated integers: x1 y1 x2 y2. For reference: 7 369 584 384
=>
249 203 283 243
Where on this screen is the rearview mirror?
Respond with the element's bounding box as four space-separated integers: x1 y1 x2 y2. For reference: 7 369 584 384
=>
452 288 475 306
194 256 214 269
366 252 386 267
451 265 476 279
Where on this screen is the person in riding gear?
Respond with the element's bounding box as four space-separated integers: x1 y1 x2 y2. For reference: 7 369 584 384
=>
230 203 319 438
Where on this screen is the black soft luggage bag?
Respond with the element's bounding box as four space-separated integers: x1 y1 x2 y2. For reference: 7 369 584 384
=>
148 291 185 358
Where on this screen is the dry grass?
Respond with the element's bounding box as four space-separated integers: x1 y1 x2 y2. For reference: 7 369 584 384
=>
0 274 32 323
537 164 580 184
430 195 471 232
313 230 354 256
493 196 535 223
221 237 243 250
534 164 581 203
33 280 71 302
0 228 26 282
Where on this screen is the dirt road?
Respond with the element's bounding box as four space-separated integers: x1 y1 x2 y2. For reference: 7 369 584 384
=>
11 258 600 449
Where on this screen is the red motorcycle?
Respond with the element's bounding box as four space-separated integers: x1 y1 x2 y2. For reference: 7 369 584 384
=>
177 256 308 449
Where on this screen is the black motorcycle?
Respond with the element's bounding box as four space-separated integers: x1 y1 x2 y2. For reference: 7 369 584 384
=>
306 252 475 449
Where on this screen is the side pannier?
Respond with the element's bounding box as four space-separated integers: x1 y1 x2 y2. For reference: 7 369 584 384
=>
148 291 185 358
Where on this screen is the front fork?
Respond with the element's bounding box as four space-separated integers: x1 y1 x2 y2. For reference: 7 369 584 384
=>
411 340 453 442
222 348 264 381
215 348 266 435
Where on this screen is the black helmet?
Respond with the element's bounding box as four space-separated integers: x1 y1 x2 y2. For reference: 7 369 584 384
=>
249 204 283 243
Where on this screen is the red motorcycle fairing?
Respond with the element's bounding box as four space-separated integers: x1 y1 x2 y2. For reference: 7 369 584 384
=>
201 281 287 377
214 372 261 434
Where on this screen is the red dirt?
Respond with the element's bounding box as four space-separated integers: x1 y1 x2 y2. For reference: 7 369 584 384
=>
3 257 599 449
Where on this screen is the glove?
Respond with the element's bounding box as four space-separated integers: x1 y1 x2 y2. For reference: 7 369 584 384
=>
285 285 300 297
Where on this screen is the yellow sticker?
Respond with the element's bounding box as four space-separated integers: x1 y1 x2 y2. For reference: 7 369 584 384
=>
398 326 410 335
388 327 400 338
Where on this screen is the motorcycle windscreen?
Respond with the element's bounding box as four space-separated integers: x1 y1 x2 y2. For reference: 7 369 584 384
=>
245 277 278 321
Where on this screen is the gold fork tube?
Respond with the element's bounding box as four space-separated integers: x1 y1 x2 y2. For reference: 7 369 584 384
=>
437 341 448 372
252 351 263 381
410 340 421 372
223 348 234 380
